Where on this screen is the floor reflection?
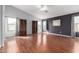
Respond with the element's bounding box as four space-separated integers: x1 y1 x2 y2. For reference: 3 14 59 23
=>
72 40 79 53
42 34 47 46
37 34 42 46
15 36 32 39
37 33 47 46
7 40 19 53
2 33 79 53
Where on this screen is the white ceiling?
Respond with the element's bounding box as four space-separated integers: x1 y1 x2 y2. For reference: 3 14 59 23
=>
12 5 79 19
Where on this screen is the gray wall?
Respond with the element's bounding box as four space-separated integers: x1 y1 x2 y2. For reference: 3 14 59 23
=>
47 14 72 36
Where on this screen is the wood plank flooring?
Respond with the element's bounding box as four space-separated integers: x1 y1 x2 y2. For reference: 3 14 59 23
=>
0 33 79 53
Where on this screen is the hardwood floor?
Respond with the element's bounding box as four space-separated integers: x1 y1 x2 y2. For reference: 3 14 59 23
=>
0 33 79 53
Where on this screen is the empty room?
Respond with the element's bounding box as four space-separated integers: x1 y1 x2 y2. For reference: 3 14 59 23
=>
0 5 79 53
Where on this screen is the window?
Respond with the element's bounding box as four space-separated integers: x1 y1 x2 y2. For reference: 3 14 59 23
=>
38 21 42 33
52 20 61 26
7 17 16 36
74 23 79 32
74 16 79 32
43 21 47 32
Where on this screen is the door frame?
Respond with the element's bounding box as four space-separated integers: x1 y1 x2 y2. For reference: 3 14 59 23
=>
32 21 38 34
19 19 27 36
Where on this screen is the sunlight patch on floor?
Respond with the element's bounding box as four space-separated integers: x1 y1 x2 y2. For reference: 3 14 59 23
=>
72 41 79 53
7 40 19 53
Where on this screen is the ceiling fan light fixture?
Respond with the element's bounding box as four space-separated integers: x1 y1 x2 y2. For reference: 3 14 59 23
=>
36 5 48 13
40 5 47 11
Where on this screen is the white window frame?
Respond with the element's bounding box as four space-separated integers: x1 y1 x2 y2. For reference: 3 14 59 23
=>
7 17 17 36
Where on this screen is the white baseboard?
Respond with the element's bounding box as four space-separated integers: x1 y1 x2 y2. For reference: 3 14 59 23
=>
44 32 73 38
51 33 72 37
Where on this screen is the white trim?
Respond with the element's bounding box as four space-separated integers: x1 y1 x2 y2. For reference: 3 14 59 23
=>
51 33 72 37
71 15 74 37
44 32 73 38
0 45 1 48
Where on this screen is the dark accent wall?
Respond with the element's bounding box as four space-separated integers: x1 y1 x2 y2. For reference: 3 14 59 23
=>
46 14 72 36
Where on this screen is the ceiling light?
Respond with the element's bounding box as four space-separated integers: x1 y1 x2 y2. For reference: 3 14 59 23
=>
40 5 47 11
36 5 48 13
37 5 47 11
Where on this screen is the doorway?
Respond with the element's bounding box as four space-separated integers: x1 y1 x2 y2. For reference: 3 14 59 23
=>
32 21 38 34
19 19 27 36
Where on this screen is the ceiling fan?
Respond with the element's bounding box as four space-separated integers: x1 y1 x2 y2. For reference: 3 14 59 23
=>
37 5 48 13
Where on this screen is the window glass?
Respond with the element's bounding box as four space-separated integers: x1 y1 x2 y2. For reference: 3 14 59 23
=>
74 16 79 32
43 21 47 32
7 17 16 36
